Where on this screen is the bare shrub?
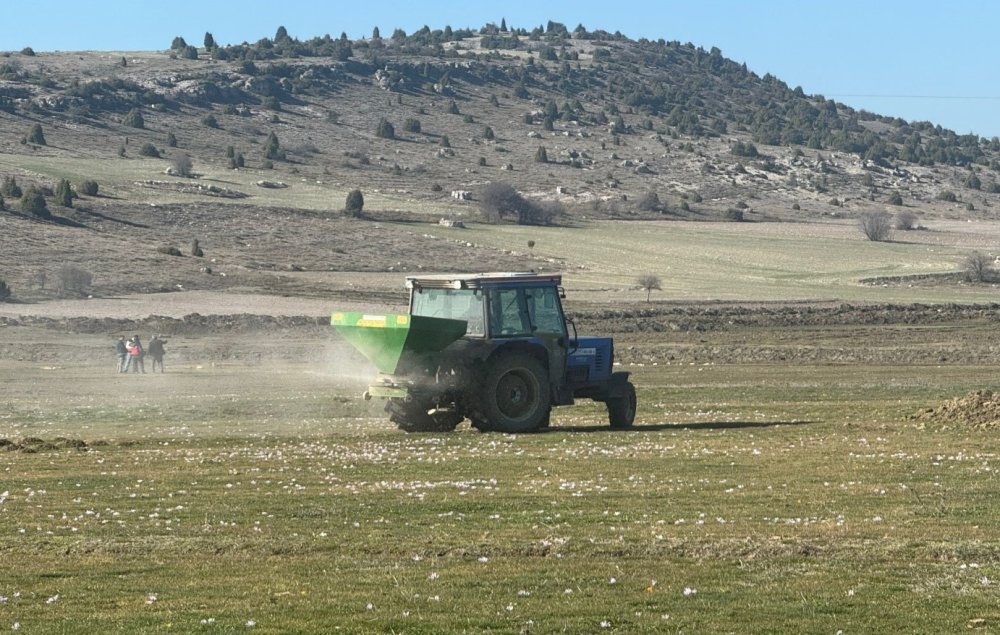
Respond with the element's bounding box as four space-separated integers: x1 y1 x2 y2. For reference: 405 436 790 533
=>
858 211 893 242
478 182 558 226
724 208 745 222
56 266 92 296
27 269 46 289
171 155 193 177
964 251 991 283
0 279 11 302
636 191 662 212
636 273 662 302
895 211 918 230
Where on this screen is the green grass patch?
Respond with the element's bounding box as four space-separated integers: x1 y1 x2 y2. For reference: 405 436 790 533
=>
2 359 999 633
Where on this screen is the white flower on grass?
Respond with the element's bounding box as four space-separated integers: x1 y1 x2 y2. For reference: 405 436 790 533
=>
600 620 611 628
980 577 992 586
146 593 157 604
12 623 20 631
366 602 373 610
683 587 698 596
428 572 439 581
847 589 855 597
517 590 531 597
609 577 617 584
46 594 59 604
478 556 489 563
245 619 256 627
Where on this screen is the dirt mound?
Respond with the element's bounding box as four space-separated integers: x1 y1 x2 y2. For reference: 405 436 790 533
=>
914 391 1000 429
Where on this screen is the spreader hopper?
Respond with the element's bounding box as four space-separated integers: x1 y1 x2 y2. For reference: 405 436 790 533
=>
331 312 468 375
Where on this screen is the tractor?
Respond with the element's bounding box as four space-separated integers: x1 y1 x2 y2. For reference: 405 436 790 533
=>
332 272 636 433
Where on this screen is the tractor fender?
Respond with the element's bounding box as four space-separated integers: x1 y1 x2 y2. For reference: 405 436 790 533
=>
605 371 633 399
482 340 550 370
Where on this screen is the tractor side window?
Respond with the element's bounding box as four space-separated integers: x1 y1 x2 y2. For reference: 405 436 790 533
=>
528 286 566 336
490 289 531 337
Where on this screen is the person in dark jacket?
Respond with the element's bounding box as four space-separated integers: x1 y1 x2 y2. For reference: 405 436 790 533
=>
115 336 129 373
147 335 166 373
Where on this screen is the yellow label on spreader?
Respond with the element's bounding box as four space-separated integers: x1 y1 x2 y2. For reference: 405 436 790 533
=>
331 312 344 323
396 315 409 326
357 315 388 328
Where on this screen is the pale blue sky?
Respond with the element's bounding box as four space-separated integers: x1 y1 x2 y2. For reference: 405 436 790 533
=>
5 1 999 138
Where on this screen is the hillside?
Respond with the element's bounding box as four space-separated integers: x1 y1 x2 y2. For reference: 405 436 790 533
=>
2 22 1000 302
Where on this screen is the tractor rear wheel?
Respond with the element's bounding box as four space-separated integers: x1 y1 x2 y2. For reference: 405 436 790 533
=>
476 353 550 433
387 399 462 433
607 381 637 429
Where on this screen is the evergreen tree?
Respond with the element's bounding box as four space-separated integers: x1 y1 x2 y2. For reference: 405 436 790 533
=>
264 131 282 160
27 123 45 145
167 132 177 147
535 146 548 163
54 179 73 208
375 118 395 140
2 176 22 199
372 26 381 40
122 108 144 129
20 186 49 218
170 36 187 50
344 189 364 216
275 26 290 42
79 180 99 196
204 32 216 49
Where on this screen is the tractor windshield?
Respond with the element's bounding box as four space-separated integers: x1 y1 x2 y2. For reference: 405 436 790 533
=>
411 288 485 336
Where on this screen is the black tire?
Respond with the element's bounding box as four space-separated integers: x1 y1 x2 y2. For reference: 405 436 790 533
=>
607 382 636 429
477 352 550 433
387 399 462 433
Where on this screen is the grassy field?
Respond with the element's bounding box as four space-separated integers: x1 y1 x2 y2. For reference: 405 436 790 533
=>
2 343 998 633
462 219 1000 304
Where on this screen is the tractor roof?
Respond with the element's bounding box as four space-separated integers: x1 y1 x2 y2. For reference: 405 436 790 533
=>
405 272 562 290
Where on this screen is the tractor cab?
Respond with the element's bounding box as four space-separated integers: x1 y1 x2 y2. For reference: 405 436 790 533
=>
333 273 636 433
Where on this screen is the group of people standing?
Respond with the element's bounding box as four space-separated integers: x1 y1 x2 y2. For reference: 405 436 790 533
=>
115 335 167 373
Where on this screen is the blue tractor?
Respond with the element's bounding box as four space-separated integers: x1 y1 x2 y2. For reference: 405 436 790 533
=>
332 273 636 433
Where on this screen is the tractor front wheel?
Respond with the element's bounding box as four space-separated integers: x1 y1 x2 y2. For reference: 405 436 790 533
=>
475 353 550 433
607 381 637 429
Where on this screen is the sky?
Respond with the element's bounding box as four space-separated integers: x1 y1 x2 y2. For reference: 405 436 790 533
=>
5 0 1000 138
